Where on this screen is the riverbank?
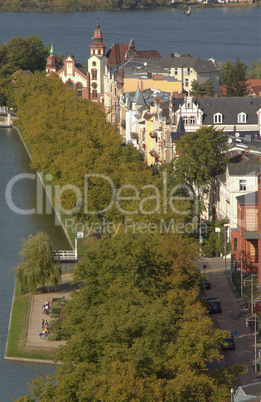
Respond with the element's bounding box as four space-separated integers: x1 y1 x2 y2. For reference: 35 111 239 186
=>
4 273 74 363
0 2 259 12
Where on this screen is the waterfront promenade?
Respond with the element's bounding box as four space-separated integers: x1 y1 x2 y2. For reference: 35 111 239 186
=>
26 273 73 349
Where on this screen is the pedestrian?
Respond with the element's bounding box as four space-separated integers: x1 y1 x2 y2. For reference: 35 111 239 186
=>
45 320 49 330
42 319 45 330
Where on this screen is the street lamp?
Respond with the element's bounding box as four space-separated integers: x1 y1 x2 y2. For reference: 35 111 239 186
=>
246 313 257 373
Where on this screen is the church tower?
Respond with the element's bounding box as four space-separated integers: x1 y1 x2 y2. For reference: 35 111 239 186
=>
46 44 59 75
88 17 107 103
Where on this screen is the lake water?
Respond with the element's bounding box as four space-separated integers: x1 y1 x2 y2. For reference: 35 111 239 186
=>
0 7 260 400
0 8 260 67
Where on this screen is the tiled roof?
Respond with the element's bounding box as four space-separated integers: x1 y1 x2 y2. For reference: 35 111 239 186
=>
137 50 162 59
227 153 261 176
155 57 218 73
107 43 129 66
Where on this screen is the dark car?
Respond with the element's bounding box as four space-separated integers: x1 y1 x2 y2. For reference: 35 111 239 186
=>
208 299 222 314
221 332 235 350
205 296 219 304
203 278 211 289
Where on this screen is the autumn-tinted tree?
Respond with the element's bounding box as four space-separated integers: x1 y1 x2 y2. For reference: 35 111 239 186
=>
14 233 246 401
14 231 61 294
221 58 248 97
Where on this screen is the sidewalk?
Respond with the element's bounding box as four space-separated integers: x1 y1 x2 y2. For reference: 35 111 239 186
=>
26 273 74 348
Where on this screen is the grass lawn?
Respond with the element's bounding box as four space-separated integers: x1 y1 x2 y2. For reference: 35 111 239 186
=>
5 288 58 361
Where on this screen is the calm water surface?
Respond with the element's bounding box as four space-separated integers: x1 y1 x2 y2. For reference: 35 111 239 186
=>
0 127 71 400
0 8 260 66
0 7 260 400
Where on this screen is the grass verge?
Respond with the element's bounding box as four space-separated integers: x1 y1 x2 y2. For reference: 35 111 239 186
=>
5 287 58 361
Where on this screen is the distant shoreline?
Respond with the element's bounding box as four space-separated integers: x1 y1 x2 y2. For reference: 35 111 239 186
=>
0 3 259 13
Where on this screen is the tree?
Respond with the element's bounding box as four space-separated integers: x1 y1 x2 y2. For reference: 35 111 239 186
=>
221 58 248 97
14 231 61 294
247 59 261 79
174 126 228 194
14 233 246 401
190 79 215 97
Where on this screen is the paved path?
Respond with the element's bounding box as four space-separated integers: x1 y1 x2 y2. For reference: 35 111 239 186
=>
197 258 261 386
26 273 74 348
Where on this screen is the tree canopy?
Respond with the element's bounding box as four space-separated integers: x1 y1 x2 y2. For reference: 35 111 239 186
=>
220 58 248 97
174 126 228 193
190 79 215 97
14 231 61 294
14 233 246 401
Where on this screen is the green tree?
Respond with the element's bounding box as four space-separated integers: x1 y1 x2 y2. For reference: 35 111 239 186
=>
14 233 246 401
174 126 228 194
190 79 215 97
247 59 261 79
14 231 61 294
221 58 248 97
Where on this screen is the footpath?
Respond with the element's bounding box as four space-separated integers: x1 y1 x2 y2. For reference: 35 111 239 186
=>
26 273 73 349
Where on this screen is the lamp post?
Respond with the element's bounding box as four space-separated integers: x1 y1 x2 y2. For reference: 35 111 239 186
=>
246 313 257 373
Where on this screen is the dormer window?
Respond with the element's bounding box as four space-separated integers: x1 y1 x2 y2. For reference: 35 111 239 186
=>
214 112 223 124
238 112 247 123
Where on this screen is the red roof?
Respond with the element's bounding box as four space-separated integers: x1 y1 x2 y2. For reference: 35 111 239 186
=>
137 50 162 59
107 44 162 66
107 43 129 65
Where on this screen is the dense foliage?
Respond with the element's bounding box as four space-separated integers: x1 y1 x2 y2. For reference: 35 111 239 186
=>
174 126 228 193
0 35 50 105
15 233 246 401
190 79 215 97
14 231 61 294
220 58 248 97
0 0 170 11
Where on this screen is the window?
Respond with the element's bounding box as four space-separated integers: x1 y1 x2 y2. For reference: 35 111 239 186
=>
76 84 82 98
234 237 237 252
190 116 195 125
92 83 97 99
114 87 117 95
214 113 223 123
98 50 101 55
92 69 97 80
239 179 246 191
92 61 96 66
183 116 188 124
174 68 178 75
184 68 190 75
185 78 189 87
238 112 247 123
67 81 74 90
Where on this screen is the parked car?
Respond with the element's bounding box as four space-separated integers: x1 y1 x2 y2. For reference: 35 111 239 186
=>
221 332 235 350
205 296 219 304
208 299 222 314
203 278 211 289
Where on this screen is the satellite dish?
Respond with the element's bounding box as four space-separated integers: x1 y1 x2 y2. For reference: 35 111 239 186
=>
144 62 147 67
235 132 240 137
228 138 232 143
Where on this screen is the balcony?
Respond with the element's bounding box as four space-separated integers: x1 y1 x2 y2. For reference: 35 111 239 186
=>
149 149 159 158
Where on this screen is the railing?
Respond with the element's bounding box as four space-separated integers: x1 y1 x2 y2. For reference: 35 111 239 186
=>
53 250 77 261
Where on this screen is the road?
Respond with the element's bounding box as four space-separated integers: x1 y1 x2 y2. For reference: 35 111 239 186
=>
196 257 261 387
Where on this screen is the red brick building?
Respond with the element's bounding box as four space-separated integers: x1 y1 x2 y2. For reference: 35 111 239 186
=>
231 174 261 285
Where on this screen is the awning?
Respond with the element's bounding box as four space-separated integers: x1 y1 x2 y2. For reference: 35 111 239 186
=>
243 232 258 240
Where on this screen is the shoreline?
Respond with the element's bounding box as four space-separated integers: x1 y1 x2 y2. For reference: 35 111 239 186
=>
0 3 259 12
